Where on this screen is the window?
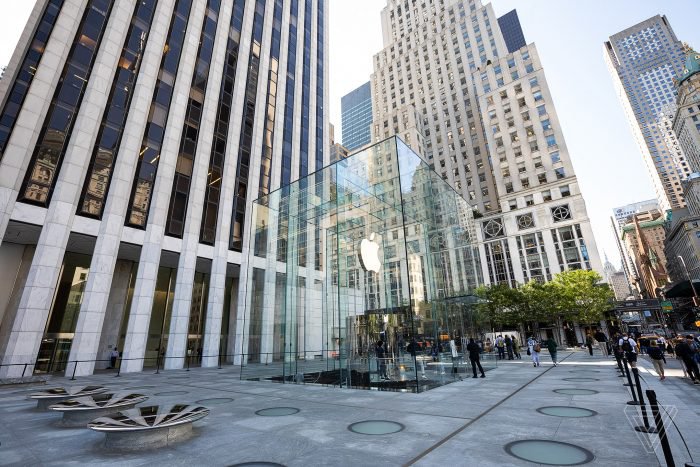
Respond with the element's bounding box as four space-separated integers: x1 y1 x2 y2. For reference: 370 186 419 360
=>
521 177 530 188
529 76 538 87
538 173 547 184
550 152 560 163
525 195 534 206
505 182 514 193
551 204 572 222
542 190 552 201
546 135 557 147
560 185 571 197
517 213 534 229
537 104 546 116
533 90 543 101
542 119 551 130
508 199 517 210
555 167 566 179
507 57 516 68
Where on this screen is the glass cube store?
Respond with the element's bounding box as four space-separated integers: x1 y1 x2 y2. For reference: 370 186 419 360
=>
238 137 489 392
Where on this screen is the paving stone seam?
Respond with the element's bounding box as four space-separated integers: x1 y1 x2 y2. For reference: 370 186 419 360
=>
402 352 575 466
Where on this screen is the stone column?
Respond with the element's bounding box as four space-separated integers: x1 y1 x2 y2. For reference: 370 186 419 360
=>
0 2 133 378
121 0 208 373
164 0 233 370
66 0 175 377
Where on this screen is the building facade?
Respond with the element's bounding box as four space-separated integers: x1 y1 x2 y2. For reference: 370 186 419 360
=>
603 257 632 300
611 199 659 296
340 81 373 151
620 210 669 297
371 0 602 287
674 48 700 216
496 9 525 54
664 207 700 283
0 0 329 377
605 16 691 212
329 123 349 162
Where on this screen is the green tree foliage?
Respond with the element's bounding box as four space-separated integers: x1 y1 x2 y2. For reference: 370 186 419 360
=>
548 269 614 324
474 270 614 328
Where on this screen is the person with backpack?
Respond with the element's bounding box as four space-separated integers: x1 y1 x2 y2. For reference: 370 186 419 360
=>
527 336 541 367
619 333 638 368
647 341 667 380
495 335 505 360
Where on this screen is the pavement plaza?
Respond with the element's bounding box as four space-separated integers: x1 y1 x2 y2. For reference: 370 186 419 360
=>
0 350 698 466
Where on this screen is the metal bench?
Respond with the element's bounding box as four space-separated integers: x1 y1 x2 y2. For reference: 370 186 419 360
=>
88 404 210 450
28 386 108 410
49 392 148 427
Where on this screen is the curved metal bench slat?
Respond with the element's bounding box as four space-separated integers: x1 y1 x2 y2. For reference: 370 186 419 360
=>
49 393 148 411
88 405 209 432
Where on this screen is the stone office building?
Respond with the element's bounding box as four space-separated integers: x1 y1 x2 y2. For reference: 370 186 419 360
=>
370 0 602 287
0 0 328 377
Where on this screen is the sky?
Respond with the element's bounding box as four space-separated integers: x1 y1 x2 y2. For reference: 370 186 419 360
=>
1 1 698 271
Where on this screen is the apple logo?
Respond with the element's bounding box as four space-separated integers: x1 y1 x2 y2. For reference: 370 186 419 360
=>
360 233 381 273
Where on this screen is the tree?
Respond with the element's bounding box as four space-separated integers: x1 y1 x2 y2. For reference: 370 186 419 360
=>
475 284 527 329
549 270 614 324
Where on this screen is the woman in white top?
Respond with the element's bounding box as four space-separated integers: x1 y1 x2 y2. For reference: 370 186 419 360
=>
527 337 540 367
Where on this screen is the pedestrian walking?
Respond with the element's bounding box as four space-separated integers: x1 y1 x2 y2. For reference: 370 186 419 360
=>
619 333 638 368
511 335 521 359
527 336 540 367
467 338 485 378
505 335 514 360
495 335 505 360
675 335 700 384
594 330 609 357
585 334 594 356
109 346 119 369
648 341 666 380
544 337 558 366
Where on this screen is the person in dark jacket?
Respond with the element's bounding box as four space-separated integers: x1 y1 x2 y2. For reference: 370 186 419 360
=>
375 340 389 380
544 338 558 366
675 335 700 384
467 338 485 378
585 334 594 356
647 341 666 380
505 335 514 360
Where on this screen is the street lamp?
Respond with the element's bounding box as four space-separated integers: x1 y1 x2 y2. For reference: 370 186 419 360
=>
677 255 699 303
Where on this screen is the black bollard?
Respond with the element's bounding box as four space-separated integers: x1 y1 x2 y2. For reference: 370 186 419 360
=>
646 390 675 467
622 357 639 405
631 367 656 433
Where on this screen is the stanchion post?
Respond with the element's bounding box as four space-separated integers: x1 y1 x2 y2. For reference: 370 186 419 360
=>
646 390 675 467
622 357 639 405
217 353 222 369
22 363 28 378
70 361 77 381
631 367 656 433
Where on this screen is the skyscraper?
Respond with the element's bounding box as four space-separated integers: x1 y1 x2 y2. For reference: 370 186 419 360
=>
497 9 526 54
340 81 373 151
0 0 328 377
605 16 691 212
372 0 602 286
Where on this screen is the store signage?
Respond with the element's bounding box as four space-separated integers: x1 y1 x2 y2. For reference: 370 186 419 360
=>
360 233 381 273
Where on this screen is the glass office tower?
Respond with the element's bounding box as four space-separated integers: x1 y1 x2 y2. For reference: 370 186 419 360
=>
239 137 486 392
